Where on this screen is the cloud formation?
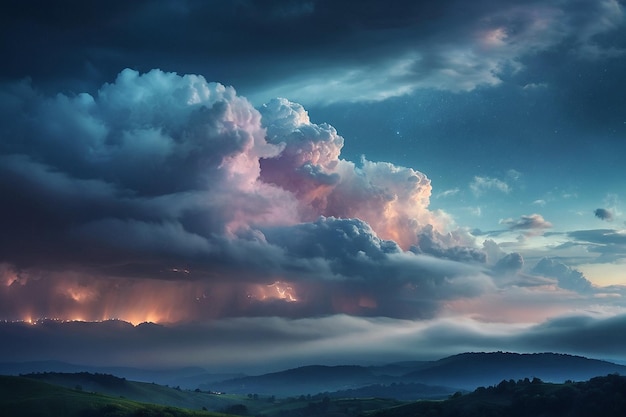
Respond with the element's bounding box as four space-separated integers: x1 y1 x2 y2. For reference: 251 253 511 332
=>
1 1 623 105
531 258 593 293
1 1 626 374
0 69 491 322
3 312 626 372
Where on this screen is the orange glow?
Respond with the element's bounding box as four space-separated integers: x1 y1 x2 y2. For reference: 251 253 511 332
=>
3 272 218 325
93 279 206 324
268 281 298 302
442 286 574 324
64 286 97 303
479 27 508 48
1 263 22 287
249 280 299 302
358 295 377 309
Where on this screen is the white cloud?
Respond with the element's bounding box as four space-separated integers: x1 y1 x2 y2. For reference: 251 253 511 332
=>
470 176 511 196
436 188 460 198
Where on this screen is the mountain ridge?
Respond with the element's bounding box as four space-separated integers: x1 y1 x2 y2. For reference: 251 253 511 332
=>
402 351 626 390
4 351 626 397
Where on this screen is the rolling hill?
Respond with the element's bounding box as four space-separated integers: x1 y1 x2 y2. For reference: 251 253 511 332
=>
0 375 230 417
207 352 626 396
7 352 626 401
19 372 254 413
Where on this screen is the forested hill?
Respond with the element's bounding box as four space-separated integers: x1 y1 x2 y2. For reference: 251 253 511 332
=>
372 373 626 417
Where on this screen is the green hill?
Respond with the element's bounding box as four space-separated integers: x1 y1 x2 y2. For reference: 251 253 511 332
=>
0 374 402 417
0 375 233 417
21 372 248 412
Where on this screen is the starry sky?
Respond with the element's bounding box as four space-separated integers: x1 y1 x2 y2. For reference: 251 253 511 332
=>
1 0 626 372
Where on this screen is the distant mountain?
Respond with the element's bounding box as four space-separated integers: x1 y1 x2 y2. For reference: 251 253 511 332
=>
0 360 92 375
367 361 432 377
4 352 625 400
402 352 626 390
208 352 626 397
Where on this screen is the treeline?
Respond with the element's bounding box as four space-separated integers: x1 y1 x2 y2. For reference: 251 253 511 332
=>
22 372 127 388
371 373 626 417
326 382 452 401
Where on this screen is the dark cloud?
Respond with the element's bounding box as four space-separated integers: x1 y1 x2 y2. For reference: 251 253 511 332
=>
3 313 626 372
516 314 626 357
594 208 614 221
569 229 626 245
1 0 623 104
500 214 553 232
566 229 626 262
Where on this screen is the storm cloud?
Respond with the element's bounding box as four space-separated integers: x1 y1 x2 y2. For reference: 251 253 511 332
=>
1 0 623 105
2 0 626 374
0 69 492 322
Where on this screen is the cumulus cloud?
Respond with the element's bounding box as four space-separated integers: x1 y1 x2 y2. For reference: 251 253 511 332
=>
482 239 507 266
531 258 594 293
412 225 486 263
493 252 524 275
595 208 614 221
258 97 451 250
0 69 493 322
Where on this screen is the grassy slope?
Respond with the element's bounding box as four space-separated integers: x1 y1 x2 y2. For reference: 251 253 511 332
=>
0 375 233 417
21 371 407 415
0 374 404 417
21 372 256 413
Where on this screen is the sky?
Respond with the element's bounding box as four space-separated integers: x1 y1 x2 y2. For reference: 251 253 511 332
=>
1 0 626 373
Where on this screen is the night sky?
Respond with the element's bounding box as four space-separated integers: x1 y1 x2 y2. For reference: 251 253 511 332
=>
1 0 626 372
